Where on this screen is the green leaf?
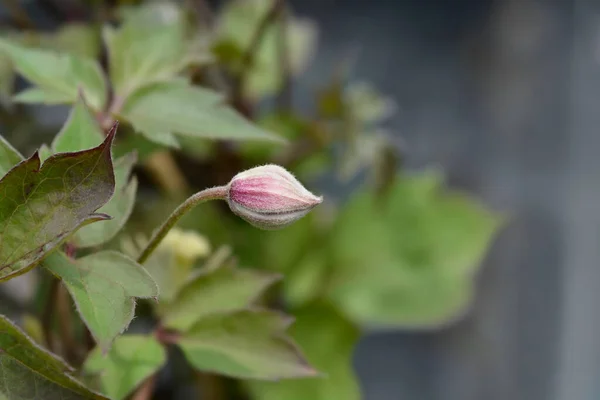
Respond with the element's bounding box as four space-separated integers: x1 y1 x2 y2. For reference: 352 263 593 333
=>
0 128 117 281
44 251 158 352
163 265 280 332
104 18 187 98
37 144 52 163
283 251 327 308
328 171 502 328
0 135 22 177
217 0 317 99
52 99 104 153
249 304 360 400
20 24 102 60
0 314 108 399
142 244 192 307
73 152 138 247
84 335 166 400
0 40 107 110
178 309 316 380
119 81 283 145
344 81 397 125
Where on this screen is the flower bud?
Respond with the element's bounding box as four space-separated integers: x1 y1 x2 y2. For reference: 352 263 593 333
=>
226 164 323 230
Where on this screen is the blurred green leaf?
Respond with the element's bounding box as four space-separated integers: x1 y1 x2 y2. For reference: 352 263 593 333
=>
84 335 166 400
0 53 14 106
19 24 101 60
249 304 360 400
51 98 104 153
142 245 182 305
37 144 52 163
163 264 280 332
44 251 158 352
0 130 116 282
0 314 108 399
178 309 316 380
74 153 138 248
113 132 163 161
0 40 107 110
283 251 327 308
119 82 283 145
0 134 22 176
216 0 318 99
344 81 397 125
327 172 502 328
338 130 389 181
104 15 187 99
42 24 101 60
21 314 44 346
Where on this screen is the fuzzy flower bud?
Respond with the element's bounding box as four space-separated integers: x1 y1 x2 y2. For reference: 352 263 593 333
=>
226 164 323 230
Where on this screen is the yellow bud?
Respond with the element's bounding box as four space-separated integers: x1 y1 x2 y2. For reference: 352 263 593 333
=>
159 228 211 264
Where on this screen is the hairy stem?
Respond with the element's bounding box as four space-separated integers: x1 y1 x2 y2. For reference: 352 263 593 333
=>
137 186 228 264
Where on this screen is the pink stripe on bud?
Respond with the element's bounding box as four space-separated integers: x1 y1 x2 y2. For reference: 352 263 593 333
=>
226 165 322 230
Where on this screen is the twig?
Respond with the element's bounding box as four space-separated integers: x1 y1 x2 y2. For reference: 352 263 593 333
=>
196 372 225 400
144 151 190 197
56 282 78 364
2 0 35 29
41 277 60 352
131 375 157 400
277 0 292 111
231 0 284 102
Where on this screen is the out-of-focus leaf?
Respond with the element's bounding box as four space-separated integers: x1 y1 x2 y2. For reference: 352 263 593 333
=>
283 252 327 307
0 40 106 110
178 309 316 380
119 82 283 145
74 153 138 248
263 213 316 272
0 314 108 399
142 228 211 306
328 172 502 328
84 335 166 400
249 304 360 400
0 134 22 176
344 81 397 125
43 24 101 59
44 251 158 351
0 129 116 282
37 144 52 163
338 130 389 181
20 24 101 60
51 98 104 153
0 53 14 106
118 2 182 27
163 265 280 332
113 133 163 161
21 314 44 346
217 0 318 99
104 17 187 98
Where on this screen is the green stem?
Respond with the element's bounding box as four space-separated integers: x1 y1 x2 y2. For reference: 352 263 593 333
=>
137 186 228 264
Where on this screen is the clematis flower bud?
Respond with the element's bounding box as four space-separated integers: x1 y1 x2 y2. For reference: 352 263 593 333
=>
226 164 323 230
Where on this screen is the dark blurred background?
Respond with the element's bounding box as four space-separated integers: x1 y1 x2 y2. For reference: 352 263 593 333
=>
2 0 599 399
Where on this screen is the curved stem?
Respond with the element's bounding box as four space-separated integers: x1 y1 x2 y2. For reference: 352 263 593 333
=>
137 186 228 264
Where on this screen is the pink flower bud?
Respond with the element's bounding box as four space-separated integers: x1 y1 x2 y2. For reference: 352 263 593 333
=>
226 164 323 230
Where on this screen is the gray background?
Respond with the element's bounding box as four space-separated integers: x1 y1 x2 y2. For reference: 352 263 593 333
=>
292 0 598 399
